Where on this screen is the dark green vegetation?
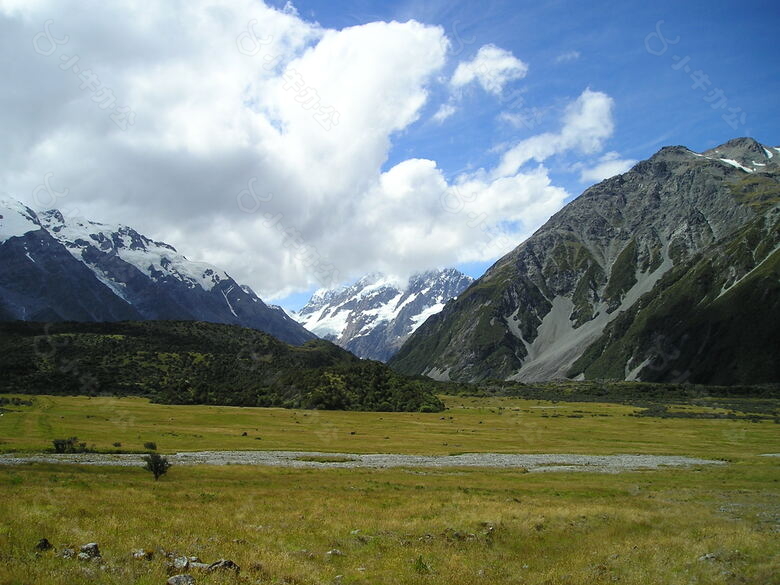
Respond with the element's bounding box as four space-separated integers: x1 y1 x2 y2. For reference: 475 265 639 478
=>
51 437 90 454
143 453 171 481
0 396 33 407
451 379 780 421
0 320 444 412
294 455 358 463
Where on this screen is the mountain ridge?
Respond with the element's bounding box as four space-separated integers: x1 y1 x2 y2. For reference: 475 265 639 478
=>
0 197 314 345
390 138 780 385
295 269 473 361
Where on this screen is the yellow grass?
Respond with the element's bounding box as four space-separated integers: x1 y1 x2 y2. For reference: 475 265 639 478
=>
0 394 778 584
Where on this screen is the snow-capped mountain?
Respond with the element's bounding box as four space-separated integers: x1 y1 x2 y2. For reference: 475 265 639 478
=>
0 197 314 345
295 269 473 361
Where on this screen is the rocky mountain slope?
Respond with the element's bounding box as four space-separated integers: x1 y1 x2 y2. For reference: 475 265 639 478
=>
390 138 780 385
0 197 314 345
295 269 473 361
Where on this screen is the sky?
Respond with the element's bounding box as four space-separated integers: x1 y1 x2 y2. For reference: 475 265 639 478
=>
1 0 778 311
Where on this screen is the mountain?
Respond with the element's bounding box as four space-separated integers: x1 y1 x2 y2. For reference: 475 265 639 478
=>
0 197 314 345
390 138 780 385
0 320 444 412
295 269 473 361
0 198 142 323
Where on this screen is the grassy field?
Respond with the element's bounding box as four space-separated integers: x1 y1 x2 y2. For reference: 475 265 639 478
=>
0 394 777 459
1 394 778 584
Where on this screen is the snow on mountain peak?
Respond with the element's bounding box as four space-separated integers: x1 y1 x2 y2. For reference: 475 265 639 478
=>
297 269 473 361
0 197 43 244
36 206 229 291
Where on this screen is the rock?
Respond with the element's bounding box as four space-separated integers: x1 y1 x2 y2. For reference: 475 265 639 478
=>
35 538 53 551
167 575 196 585
157 548 173 559
698 552 718 561
60 547 76 559
206 559 240 573
326 549 344 557
132 549 154 560
173 556 190 570
80 542 101 558
442 528 475 541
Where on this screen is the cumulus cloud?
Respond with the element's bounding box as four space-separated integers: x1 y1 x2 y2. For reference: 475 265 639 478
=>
494 88 615 178
0 2 618 301
451 44 529 95
578 151 637 183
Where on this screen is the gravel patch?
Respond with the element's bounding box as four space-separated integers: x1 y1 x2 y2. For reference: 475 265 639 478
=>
0 451 724 473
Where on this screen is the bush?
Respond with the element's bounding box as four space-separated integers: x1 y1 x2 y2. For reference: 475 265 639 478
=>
143 453 171 481
52 437 88 453
143 441 157 450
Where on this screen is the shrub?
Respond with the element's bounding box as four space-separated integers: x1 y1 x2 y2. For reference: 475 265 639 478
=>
143 453 171 481
413 555 433 574
143 441 157 450
52 437 88 453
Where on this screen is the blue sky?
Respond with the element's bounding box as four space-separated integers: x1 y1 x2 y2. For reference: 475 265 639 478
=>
273 0 780 309
2 0 778 313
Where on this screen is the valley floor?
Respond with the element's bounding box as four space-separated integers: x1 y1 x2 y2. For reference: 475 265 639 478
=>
0 394 778 584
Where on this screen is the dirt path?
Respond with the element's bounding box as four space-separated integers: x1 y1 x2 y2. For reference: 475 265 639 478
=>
0 451 724 473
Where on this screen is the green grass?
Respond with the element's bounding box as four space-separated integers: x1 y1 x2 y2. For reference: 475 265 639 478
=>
0 394 778 459
604 238 638 308
1 394 779 584
729 174 780 210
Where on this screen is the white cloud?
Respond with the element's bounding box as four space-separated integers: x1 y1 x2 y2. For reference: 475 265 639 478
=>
0 3 619 301
498 108 545 131
282 1 299 16
578 151 637 183
432 103 456 123
494 88 615 178
555 50 580 64
451 44 528 95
